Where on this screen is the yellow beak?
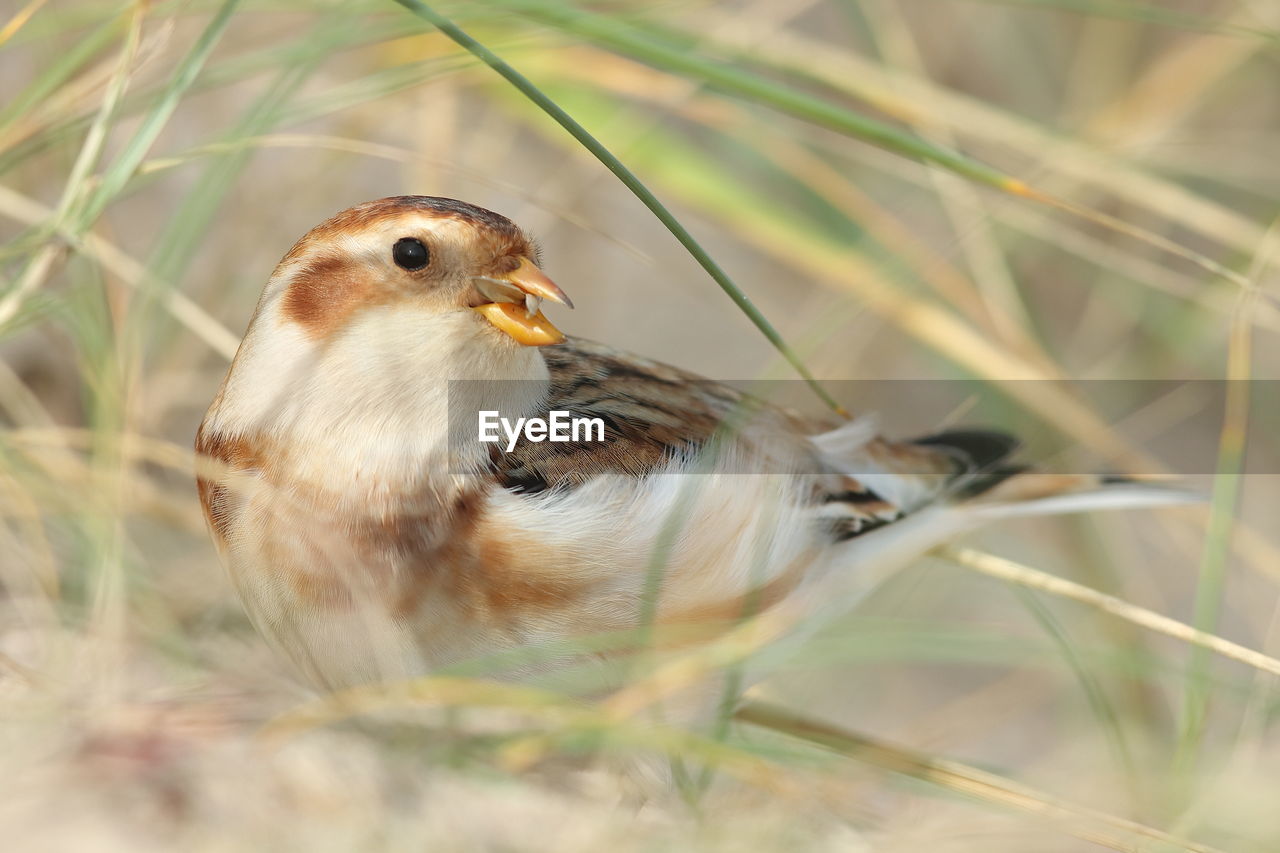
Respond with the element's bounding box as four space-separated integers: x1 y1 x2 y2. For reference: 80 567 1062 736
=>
471 257 573 346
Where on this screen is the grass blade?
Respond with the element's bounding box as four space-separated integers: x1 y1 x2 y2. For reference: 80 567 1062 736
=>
0 12 124 144
390 0 846 415
736 700 1225 853
481 0 1032 196
943 547 1280 681
77 0 242 227
0 0 52 47
1175 221 1279 777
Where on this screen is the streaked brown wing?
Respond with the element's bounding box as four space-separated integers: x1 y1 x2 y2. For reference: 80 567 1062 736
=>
489 339 1005 544
489 338 770 492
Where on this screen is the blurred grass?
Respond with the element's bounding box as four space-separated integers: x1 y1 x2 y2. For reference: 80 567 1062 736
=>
2 0 1279 850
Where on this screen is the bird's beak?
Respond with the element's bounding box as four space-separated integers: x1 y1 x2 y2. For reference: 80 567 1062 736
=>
471 257 573 346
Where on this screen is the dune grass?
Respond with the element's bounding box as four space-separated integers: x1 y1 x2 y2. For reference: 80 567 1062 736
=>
2 0 1279 849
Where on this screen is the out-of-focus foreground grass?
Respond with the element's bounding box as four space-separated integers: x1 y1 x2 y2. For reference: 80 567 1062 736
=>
2 0 1279 849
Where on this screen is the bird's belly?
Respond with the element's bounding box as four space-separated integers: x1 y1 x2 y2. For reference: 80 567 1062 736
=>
219 493 511 691
216 470 833 694
225 551 481 691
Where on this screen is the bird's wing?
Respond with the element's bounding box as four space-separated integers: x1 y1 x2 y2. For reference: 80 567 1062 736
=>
487 338 1004 541
486 337 759 493
472 338 1191 659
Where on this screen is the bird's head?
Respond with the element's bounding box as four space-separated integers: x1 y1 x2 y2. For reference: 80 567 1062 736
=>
264 195 573 348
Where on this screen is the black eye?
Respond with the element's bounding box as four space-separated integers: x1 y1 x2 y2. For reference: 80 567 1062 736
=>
392 237 430 270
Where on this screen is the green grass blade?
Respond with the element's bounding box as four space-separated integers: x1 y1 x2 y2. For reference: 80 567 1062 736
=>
477 0 1033 196
1011 587 1140 800
390 0 847 415
77 0 241 227
963 0 1280 43
736 700 1227 853
1175 294 1262 778
0 12 124 140
140 6 373 282
0 8 416 179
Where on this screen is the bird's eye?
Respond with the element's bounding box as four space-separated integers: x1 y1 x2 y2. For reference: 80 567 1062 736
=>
392 237 430 270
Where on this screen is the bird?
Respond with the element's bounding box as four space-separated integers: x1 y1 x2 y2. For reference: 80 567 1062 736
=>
195 195 1189 702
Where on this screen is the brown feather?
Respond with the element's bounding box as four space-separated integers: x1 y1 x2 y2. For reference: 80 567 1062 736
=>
193 425 265 547
279 254 382 339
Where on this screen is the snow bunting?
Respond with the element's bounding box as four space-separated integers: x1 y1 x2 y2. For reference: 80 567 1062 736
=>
195 196 1187 694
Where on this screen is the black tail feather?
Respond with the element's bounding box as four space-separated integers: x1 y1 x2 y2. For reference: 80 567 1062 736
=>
912 428 1019 471
912 428 1023 498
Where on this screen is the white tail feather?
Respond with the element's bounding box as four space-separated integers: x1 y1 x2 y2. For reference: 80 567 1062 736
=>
756 479 1200 681
967 478 1201 522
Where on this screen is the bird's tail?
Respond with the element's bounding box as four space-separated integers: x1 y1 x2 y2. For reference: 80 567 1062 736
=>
749 427 1199 697
798 427 1198 620
916 428 1198 518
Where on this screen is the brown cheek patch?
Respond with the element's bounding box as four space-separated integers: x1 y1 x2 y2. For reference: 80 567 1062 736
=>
280 255 378 340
